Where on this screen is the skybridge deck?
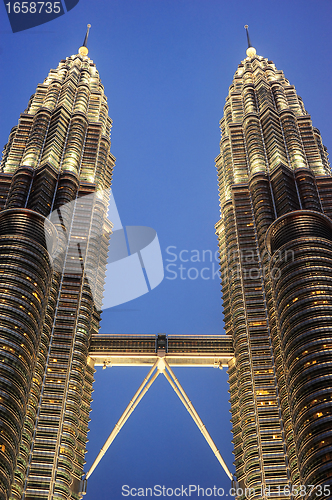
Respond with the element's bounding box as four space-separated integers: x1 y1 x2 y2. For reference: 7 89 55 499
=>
89 334 234 368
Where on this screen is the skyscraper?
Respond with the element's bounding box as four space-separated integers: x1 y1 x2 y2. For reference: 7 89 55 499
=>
215 32 332 497
2 22 332 500
0 29 114 500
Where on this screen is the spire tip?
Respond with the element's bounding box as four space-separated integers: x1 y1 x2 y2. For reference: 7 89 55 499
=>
79 24 91 56
244 24 256 58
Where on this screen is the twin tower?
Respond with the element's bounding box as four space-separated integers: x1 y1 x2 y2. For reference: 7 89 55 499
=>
0 30 331 500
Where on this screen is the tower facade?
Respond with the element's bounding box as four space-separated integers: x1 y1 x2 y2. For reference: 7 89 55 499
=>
0 37 114 500
216 43 332 497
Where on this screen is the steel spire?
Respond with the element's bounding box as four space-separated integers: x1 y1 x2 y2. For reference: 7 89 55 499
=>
244 25 256 58
79 24 91 56
244 24 252 48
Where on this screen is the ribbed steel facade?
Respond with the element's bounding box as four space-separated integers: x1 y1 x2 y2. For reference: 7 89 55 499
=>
0 48 114 500
216 50 332 497
0 209 56 500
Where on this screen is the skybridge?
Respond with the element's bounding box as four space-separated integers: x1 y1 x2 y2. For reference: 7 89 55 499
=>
80 334 235 496
89 333 234 368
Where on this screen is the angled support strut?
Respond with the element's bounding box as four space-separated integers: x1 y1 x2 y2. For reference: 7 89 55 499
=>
85 357 233 482
161 359 233 481
86 360 160 480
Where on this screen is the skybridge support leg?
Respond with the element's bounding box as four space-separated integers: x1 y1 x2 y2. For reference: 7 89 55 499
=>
83 357 233 485
162 359 233 481
85 360 160 480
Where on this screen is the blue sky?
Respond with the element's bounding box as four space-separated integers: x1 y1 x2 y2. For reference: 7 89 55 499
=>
1 0 332 498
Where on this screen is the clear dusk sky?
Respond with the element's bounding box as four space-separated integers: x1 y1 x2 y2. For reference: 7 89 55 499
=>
1 0 332 498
